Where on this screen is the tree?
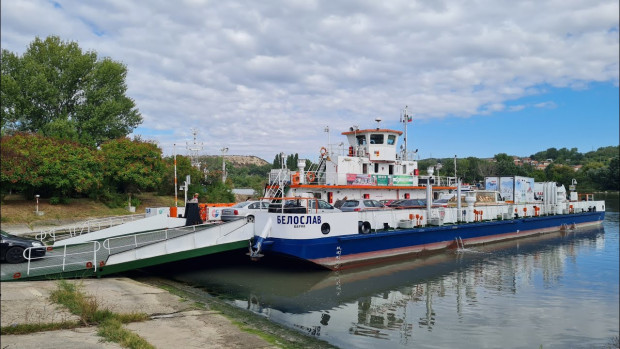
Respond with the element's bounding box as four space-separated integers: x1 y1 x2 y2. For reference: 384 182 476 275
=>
0 133 103 199
100 138 165 194
158 155 203 196
272 153 283 168
1 36 142 146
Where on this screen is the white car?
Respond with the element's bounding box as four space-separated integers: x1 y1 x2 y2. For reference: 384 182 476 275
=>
221 201 270 222
308 199 341 213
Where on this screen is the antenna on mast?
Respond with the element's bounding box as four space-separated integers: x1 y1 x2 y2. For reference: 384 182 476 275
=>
186 128 204 169
400 106 412 160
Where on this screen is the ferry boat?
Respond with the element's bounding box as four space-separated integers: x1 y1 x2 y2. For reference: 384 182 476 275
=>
248 110 606 270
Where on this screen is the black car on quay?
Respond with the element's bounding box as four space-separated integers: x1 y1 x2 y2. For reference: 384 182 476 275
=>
0 230 46 263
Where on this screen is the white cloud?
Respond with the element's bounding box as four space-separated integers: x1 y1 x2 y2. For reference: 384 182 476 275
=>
1 0 618 160
534 101 558 109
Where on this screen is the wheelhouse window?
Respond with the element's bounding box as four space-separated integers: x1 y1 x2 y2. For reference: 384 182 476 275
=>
370 134 384 144
356 135 366 145
387 135 396 145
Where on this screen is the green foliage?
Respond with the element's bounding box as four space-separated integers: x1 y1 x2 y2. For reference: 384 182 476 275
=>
49 280 152 349
0 321 82 335
227 162 271 196
131 197 141 207
425 145 619 191
97 190 127 208
49 196 71 205
1 36 142 146
157 155 203 195
1 132 169 202
1 133 103 198
272 153 300 170
98 318 155 349
203 181 235 203
100 138 165 194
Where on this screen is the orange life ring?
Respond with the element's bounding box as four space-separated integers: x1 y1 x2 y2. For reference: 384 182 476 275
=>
292 173 300 184
306 172 316 182
320 147 327 156
86 261 93 269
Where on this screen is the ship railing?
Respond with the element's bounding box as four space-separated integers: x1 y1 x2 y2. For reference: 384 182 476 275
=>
20 241 103 278
418 175 459 187
266 168 291 199
101 224 205 255
36 214 146 243
260 196 324 214
10 224 207 280
279 168 461 188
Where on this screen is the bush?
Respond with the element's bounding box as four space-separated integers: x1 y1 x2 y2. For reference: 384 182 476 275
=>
130 197 141 207
99 191 127 209
50 196 72 205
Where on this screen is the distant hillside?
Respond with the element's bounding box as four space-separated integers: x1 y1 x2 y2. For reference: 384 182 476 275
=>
203 155 269 167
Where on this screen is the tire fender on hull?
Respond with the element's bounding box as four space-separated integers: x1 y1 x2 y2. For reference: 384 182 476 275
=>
358 221 371 234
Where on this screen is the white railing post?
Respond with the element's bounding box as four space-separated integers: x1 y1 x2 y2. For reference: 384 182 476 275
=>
26 248 32 275
93 241 98 272
62 245 67 271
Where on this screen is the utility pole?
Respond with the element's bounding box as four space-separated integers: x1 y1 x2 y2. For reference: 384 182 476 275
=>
174 144 178 207
454 155 457 179
324 126 330 155
221 147 229 182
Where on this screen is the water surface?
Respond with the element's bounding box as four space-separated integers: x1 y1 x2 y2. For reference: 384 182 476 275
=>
155 193 619 348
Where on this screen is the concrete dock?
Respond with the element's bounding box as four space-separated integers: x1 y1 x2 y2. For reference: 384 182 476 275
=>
0 277 277 349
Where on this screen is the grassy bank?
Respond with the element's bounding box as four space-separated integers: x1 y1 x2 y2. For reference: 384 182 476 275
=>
1 280 153 349
0 193 176 225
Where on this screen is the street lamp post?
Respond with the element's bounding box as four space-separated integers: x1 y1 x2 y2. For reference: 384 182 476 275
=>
324 126 330 155
221 148 227 182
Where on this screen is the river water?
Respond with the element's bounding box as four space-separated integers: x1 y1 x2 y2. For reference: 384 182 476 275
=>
156 193 619 348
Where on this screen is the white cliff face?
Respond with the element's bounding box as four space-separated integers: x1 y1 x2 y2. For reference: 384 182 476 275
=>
204 155 269 166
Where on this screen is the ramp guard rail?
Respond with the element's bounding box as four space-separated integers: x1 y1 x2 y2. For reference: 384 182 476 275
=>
36 214 146 242
5 223 223 281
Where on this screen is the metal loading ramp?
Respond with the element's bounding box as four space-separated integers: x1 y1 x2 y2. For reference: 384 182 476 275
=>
2 219 254 282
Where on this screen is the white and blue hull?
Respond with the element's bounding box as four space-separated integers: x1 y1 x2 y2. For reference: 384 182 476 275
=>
252 203 605 270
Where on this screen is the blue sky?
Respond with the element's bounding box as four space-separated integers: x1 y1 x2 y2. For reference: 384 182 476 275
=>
401 82 619 159
1 1 618 162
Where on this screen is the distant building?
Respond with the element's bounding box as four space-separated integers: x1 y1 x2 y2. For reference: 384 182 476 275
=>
232 188 256 201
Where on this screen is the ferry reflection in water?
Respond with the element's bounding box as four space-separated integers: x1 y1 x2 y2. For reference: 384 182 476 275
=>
154 219 618 349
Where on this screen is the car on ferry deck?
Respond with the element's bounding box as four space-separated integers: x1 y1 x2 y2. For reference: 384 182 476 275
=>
0 230 46 264
308 199 341 213
221 201 270 222
389 199 445 209
340 199 386 212
380 199 402 206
